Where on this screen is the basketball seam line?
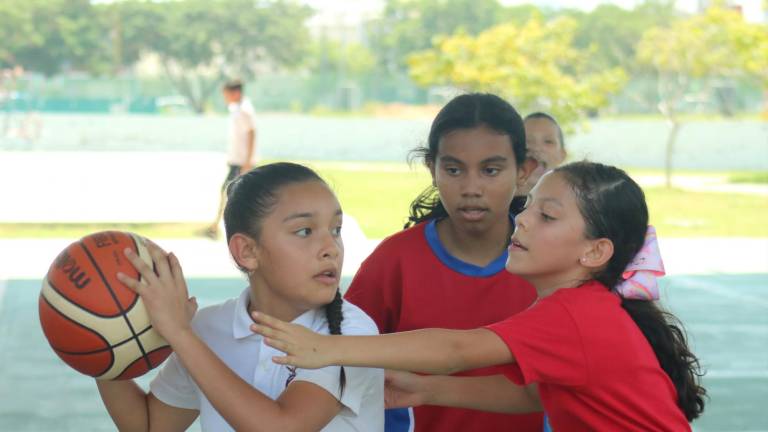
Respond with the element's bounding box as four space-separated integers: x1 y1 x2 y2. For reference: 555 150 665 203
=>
40 294 115 375
45 278 129 319
80 237 152 371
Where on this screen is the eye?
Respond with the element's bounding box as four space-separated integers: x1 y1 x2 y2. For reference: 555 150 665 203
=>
331 225 342 237
295 228 312 237
483 167 500 176
445 166 460 175
540 212 555 222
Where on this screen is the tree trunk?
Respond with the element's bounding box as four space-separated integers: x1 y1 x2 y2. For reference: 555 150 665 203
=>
664 119 681 188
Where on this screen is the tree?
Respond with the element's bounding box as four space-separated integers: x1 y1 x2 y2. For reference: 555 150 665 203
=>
110 0 312 113
0 0 111 76
637 6 768 186
369 0 506 73
567 1 677 72
407 17 627 130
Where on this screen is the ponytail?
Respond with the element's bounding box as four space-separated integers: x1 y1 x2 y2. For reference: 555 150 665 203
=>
324 289 346 396
620 300 706 420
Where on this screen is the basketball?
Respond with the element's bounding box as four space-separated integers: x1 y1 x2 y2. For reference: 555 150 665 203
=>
39 231 172 380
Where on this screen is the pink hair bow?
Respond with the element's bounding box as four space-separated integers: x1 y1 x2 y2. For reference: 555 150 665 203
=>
615 226 665 300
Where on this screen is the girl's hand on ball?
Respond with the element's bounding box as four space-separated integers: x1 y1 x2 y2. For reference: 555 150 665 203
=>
117 241 197 342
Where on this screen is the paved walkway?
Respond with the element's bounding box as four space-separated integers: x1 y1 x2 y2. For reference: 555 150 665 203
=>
1 151 766 280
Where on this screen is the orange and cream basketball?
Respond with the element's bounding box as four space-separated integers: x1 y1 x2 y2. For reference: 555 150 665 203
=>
39 231 171 380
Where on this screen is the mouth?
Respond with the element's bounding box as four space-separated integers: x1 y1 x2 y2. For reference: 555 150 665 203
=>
313 268 339 285
508 238 528 252
457 206 488 221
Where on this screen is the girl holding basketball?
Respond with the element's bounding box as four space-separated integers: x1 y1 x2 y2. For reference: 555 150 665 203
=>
97 163 384 431
252 161 707 431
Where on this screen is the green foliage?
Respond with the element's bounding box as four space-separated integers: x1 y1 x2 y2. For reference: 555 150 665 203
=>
0 0 111 76
566 1 677 71
407 17 628 129
636 6 768 185
1 0 312 112
368 0 506 70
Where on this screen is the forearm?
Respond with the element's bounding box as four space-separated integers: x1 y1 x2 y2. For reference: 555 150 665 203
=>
244 130 255 165
424 375 541 414
96 379 149 431
168 330 300 431
328 328 511 375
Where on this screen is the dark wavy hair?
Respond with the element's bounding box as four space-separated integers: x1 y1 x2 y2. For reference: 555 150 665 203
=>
405 93 527 228
224 162 346 395
555 161 706 421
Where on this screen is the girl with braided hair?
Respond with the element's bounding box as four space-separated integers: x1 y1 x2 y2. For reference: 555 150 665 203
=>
98 162 384 431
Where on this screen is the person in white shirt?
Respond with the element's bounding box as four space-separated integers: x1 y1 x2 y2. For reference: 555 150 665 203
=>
98 162 385 432
203 79 257 239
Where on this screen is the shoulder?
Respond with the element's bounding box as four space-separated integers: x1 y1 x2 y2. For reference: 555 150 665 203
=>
191 297 238 332
339 300 380 336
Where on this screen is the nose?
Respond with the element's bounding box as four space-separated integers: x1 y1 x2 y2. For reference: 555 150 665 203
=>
460 170 483 197
319 231 342 260
514 206 530 229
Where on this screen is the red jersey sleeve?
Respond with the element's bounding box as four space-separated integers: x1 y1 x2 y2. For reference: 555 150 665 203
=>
344 246 402 334
486 298 588 387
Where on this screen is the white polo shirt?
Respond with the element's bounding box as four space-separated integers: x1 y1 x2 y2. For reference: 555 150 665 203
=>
150 288 384 432
225 98 256 166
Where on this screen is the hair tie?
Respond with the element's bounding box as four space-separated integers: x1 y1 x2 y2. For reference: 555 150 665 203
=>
615 226 665 300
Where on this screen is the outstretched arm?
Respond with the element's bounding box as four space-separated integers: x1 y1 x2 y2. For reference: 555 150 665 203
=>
385 371 541 414
251 312 515 375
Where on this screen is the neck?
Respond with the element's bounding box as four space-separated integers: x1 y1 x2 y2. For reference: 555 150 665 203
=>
436 217 512 267
528 271 592 299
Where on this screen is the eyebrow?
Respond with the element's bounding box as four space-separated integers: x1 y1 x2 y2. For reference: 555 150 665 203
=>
526 195 563 207
282 209 343 222
438 155 508 164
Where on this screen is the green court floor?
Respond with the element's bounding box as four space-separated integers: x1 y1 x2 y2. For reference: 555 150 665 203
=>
1 275 766 431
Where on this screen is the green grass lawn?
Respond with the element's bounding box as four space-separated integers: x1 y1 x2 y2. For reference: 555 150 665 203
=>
1 162 765 239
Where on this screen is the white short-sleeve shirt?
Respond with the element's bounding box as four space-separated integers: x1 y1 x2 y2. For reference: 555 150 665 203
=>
150 288 384 432
225 98 256 166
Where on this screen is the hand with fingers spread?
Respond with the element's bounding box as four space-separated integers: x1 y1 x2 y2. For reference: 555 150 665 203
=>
384 370 429 409
116 239 197 343
250 311 335 369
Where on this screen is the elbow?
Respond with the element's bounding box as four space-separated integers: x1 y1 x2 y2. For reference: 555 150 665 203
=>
439 332 475 375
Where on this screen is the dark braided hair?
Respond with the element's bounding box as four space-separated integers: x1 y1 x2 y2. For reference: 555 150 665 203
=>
405 93 527 228
224 162 346 396
325 289 346 396
555 161 706 421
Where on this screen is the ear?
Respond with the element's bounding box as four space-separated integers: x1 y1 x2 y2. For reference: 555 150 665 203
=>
516 157 539 188
228 233 260 272
579 238 614 270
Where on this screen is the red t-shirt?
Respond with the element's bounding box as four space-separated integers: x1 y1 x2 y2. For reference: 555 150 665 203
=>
345 221 542 432
487 280 691 431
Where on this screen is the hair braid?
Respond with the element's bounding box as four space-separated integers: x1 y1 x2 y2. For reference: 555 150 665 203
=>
325 289 346 396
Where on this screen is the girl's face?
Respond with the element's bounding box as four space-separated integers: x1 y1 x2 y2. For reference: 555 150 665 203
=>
252 181 343 316
506 171 594 292
431 125 527 235
521 118 566 194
